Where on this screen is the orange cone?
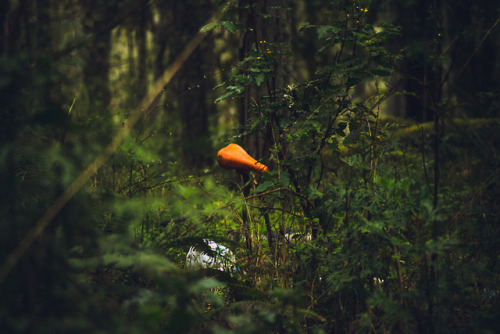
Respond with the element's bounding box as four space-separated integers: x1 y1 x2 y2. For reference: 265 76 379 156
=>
217 144 269 173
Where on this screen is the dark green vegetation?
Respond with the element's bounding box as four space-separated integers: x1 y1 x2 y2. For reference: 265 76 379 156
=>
1 0 499 333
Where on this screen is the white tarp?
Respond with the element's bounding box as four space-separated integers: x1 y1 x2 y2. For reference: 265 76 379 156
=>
186 239 237 272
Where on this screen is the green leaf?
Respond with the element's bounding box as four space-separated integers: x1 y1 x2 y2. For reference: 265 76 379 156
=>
215 91 234 103
279 172 291 187
255 73 266 86
200 21 219 33
221 21 236 33
227 85 245 94
255 181 274 193
307 185 323 200
317 25 339 39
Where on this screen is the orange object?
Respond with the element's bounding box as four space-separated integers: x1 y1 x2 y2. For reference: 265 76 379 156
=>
217 144 269 173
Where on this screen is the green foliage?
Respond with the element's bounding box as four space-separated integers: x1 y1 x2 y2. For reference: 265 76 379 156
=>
1 0 499 333
210 1 500 333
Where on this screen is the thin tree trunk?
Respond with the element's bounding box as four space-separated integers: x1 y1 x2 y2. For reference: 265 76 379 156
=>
170 0 214 169
80 1 116 114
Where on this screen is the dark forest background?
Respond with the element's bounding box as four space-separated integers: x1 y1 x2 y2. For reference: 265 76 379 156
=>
1 0 499 333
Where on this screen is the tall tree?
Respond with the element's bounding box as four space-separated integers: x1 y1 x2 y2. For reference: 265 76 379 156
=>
238 0 292 158
80 0 118 114
372 0 500 121
169 0 216 169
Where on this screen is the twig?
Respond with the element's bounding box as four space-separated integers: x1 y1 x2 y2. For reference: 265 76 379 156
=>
456 18 500 79
245 186 308 201
245 203 306 219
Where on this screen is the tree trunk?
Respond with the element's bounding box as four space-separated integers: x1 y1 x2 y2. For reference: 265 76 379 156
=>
80 1 116 114
170 0 215 169
238 0 292 158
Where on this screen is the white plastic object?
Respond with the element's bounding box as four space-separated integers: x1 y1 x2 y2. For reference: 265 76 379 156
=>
186 239 237 272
